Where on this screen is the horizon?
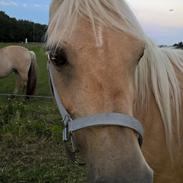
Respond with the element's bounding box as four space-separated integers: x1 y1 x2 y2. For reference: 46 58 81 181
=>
0 0 182 45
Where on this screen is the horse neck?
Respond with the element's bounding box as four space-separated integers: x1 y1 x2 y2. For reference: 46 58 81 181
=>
134 69 183 165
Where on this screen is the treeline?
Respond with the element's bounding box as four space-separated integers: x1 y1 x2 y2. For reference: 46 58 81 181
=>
0 11 47 42
173 42 183 49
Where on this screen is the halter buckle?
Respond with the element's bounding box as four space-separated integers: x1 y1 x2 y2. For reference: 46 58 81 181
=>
63 115 72 142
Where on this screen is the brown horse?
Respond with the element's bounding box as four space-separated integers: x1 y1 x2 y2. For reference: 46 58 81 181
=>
0 46 37 95
46 0 183 182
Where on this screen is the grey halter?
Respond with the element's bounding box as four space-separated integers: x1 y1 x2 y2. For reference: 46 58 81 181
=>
48 63 144 147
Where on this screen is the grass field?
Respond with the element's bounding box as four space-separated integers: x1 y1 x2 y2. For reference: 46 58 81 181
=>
0 43 86 183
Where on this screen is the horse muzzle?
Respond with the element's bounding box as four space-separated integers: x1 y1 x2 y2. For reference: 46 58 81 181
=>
92 168 153 183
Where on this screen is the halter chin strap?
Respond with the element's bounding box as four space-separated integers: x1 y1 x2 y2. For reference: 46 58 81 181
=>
48 63 144 146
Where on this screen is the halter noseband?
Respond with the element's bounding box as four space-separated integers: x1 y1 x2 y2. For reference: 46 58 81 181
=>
48 62 144 161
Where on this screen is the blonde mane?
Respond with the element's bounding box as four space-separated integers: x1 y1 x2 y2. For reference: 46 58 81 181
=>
47 0 183 154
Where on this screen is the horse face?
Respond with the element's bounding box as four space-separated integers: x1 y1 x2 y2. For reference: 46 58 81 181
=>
48 20 153 182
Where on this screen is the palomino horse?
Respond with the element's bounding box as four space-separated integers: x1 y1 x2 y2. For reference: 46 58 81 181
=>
0 46 37 95
46 0 183 182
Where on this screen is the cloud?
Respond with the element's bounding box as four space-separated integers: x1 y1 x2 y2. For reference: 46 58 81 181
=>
0 0 17 6
127 0 183 28
33 3 49 9
22 3 27 8
34 4 41 8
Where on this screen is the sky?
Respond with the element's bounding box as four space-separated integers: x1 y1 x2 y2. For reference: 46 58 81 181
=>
0 0 182 45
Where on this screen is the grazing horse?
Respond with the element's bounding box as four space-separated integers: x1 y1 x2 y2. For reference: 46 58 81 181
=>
0 46 37 95
46 0 183 182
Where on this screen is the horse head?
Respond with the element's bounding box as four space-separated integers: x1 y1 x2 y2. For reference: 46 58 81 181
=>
47 0 154 182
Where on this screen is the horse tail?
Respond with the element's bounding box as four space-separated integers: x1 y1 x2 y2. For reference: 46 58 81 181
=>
26 51 37 96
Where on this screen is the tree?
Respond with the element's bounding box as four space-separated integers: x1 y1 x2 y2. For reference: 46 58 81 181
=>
173 42 183 49
0 11 47 42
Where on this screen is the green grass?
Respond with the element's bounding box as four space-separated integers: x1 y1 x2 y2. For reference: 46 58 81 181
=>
0 43 86 183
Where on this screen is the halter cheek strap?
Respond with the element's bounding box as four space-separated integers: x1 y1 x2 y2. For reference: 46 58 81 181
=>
48 63 144 146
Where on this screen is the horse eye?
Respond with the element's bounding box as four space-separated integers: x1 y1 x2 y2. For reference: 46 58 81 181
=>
137 50 145 64
48 49 68 67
